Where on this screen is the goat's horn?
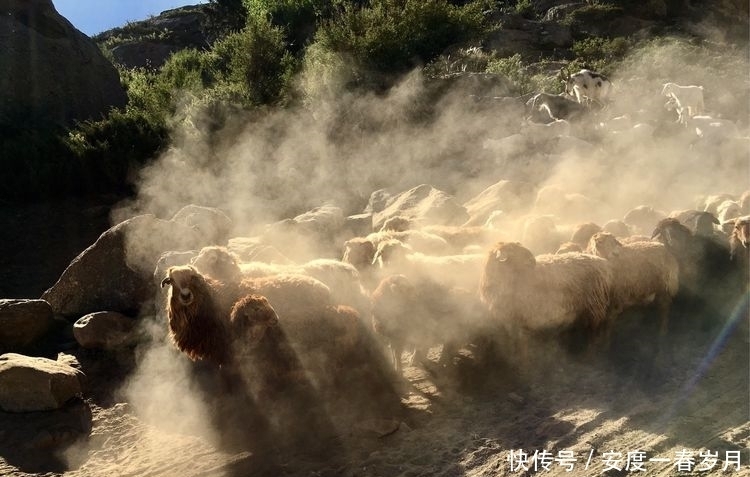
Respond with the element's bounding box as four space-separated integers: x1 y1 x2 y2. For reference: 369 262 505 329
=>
161 276 172 288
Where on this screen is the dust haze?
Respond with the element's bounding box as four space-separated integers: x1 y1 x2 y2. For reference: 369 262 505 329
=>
112 36 749 457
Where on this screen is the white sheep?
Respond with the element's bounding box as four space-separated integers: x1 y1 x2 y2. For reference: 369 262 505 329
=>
525 92 588 122
687 115 740 142
586 232 679 338
661 82 705 123
479 242 613 370
560 68 612 106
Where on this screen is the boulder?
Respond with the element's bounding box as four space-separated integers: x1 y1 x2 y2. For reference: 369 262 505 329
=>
0 299 56 354
72 312 137 350
171 204 233 247
153 250 198 289
371 185 469 231
0 353 83 412
463 180 536 226
0 0 127 128
42 214 205 319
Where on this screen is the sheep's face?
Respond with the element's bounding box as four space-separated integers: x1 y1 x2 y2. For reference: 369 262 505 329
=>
161 265 203 307
735 219 750 248
190 246 242 283
343 239 375 269
485 242 536 274
651 218 692 250
588 232 623 259
230 295 279 347
571 223 602 247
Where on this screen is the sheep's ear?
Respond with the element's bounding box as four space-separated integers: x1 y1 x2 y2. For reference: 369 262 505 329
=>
161 276 172 288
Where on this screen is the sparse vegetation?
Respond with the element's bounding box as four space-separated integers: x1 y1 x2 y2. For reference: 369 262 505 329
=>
1 0 747 202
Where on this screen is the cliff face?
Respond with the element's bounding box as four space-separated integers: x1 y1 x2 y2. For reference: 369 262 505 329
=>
0 0 127 127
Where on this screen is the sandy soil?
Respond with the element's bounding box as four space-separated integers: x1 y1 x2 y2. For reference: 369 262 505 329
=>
1 300 747 477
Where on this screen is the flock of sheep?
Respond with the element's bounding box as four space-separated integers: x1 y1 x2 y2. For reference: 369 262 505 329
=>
155 68 749 446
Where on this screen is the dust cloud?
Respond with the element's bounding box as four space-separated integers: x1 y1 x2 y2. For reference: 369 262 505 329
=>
111 37 749 457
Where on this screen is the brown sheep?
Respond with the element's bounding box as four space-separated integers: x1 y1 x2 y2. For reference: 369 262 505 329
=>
371 274 483 374
479 242 613 370
587 232 679 337
161 265 239 367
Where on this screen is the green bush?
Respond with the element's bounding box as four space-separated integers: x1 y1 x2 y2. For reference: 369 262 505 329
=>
572 36 633 72
312 0 487 88
212 17 296 105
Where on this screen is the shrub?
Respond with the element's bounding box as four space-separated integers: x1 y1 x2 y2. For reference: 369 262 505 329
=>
212 17 296 105
572 36 633 72
312 0 487 88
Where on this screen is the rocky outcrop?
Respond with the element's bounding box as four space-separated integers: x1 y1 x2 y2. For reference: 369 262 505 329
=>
0 353 83 412
0 299 56 354
0 0 127 128
98 5 208 69
371 185 469 230
41 214 207 319
73 312 138 350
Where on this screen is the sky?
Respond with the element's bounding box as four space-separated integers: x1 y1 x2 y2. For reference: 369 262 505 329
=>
53 0 207 36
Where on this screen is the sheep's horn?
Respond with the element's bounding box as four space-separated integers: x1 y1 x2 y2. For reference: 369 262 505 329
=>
494 249 507 262
650 227 662 239
161 277 172 288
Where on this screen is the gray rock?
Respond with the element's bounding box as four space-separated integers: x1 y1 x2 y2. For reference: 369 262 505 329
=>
0 353 83 412
0 0 127 128
463 180 536 226
72 311 137 350
0 299 55 354
41 214 205 319
171 204 233 247
373 185 469 230
542 2 584 22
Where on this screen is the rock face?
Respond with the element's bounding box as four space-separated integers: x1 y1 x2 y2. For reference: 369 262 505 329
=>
41 214 206 319
99 5 208 69
0 353 83 412
0 299 56 354
0 0 127 127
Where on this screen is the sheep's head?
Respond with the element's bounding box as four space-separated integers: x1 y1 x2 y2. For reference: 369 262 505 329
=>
229 294 279 347
372 239 411 268
734 218 750 249
661 83 674 97
571 222 602 248
694 211 719 237
380 216 412 232
485 242 536 272
651 218 692 251
162 265 208 307
342 238 375 270
602 220 631 238
190 246 242 283
587 232 623 259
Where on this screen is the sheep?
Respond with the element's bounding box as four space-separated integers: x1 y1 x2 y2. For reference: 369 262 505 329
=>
192 246 370 317
651 218 733 298
560 68 612 106
668 210 722 238
371 274 484 374
602 220 632 238
569 222 602 250
687 115 740 142
729 217 750 286
420 224 496 253
479 242 613 370
379 216 412 232
717 200 742 225
160 265 240 367
586 232 679 337
520 215 564 255
372 239 485 292
525 92 589 123
661 82 704 123
161 265 399 414
623 205 666 236
556 242 583 254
